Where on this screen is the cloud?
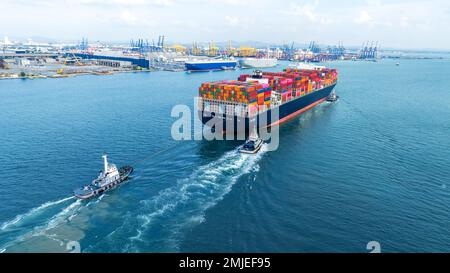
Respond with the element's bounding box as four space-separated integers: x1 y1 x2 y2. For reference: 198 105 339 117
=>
286 1 333 25
400 16 409 27
354 10 373 24
1 0 450 49
119 10 139 25
116 10 156 26
7 0 176 7
224 15 239 26
76 0 175 6
291 2 318 21
212 0 241 5
320 17 332 25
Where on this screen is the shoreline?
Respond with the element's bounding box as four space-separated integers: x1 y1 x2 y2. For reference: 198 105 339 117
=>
0 68 155 81
1 57 447 81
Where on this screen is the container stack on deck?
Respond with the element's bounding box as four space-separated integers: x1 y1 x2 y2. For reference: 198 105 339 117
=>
199 80 271 115
261 68 338 102
198 68 337 116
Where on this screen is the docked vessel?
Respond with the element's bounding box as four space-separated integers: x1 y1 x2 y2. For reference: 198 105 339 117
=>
73 155 133 199
239 57 278 68
288 62 325 71
185 57 238 72
197 65 338 135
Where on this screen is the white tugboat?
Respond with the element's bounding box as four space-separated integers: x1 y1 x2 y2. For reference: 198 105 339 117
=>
73 155 133 199
326 90 339 102
240 124 263 154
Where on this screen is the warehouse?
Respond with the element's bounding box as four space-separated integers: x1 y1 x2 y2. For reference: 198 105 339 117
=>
96 60 132 68
73 53 150 69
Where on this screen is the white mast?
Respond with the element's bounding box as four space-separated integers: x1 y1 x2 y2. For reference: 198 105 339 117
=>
102 155 108 174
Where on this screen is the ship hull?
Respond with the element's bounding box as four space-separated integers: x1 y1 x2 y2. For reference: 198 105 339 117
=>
239 58 278 68
74 166 133 199
185 60 237 72
199 83 336 135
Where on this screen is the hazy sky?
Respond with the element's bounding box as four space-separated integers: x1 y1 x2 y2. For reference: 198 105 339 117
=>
1 0 450 49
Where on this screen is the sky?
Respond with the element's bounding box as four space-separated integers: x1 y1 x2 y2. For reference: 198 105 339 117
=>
1 0 450 49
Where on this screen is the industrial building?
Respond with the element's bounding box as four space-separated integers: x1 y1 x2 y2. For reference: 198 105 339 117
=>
96 59 132 68
72 53 150 69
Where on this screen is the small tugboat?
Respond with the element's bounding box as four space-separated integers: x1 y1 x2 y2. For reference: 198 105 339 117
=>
73 155 133 199
326 90 339 102
239 126 263 154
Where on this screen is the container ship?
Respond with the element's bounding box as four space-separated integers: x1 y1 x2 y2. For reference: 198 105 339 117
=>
197 64 338 134
239 57 278 68
185 57 238 72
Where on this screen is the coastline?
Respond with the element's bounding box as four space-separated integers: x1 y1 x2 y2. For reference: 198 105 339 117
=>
0 68 154 81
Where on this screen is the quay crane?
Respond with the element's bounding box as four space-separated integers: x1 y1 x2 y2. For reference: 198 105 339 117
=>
57 51 83 75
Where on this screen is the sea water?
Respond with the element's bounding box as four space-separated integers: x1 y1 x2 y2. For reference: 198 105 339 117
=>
0 59 449 252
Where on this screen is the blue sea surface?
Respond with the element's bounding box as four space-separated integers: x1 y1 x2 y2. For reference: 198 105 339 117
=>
0 59 449 252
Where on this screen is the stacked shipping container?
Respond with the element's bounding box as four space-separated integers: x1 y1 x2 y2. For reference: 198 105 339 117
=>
198 80 272 116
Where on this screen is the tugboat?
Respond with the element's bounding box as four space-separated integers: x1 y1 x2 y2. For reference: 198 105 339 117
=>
73 155 133 199
239 125 263 154
326 90 339 102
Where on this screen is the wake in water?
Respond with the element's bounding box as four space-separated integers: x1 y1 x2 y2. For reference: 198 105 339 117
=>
0 196 88 252
122 145 267 252
0 144 267 252
0 196 75 231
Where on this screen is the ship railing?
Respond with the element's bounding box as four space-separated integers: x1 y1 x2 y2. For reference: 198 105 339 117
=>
198 97 249 117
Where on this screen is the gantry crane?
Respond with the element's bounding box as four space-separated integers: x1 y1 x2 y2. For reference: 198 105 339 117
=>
208 41 219 56
57 51 83 75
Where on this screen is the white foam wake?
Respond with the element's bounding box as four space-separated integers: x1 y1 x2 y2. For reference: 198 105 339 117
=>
0 198 84 252
0 196 75 231
44 199 83 231
127 144 267 251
